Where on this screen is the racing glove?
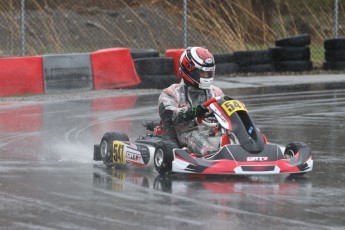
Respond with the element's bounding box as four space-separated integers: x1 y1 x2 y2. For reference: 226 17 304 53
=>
179 105 208 121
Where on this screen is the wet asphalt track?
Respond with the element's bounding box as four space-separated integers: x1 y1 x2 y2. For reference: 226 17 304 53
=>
0 82 345 229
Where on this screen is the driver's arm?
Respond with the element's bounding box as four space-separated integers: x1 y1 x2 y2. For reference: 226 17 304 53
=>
158 89 186 124
159 90 207 124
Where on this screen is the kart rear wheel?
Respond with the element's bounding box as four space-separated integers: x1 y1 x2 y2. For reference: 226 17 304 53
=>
100 132 129 166
93 144 101 161
154 141 177 174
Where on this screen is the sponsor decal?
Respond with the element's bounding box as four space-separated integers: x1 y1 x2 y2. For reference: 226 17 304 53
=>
126 151 141 161
247 156 269 161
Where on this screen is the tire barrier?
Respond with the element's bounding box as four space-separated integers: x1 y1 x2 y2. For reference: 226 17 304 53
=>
0 56 44 97
233 50 273 73
275 34 311 47
2 35 345 98
134 74 179 89
134 57 178 89
165 48 185 81
134 57 174 76
91 48 141 90
323 38 345 70
42 53 93 92
214 53 240 75
216 63 241 75
272 34 313 72
214 53 235 63
243 63 275 73
130 48 160 59
270 47 310 62
213 34 314 75
274 61 313 72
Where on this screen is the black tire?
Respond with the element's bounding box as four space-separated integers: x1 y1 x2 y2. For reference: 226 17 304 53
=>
274 61 313 72
93 144 101 161
325 49 345 62
233 50 272 66
270 47 310 62
284 142 308 157
100 132 129 166
241 64 275 73
134 57 174 75
324 38 345 50
154 141 178 174
323 61 345 70
284 142 309 176
216 63 240 75
214 53 234 64
275 34 311 47
135 74 179 89
130 48 160 59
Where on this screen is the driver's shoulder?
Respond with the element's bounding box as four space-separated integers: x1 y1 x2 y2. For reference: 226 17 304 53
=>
161 83 184 94
210 85 224 95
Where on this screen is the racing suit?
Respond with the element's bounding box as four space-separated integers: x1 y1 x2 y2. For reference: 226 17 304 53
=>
158 82 224 156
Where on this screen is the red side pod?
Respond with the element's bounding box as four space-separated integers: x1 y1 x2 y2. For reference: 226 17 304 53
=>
91 48 141 90
0 56 44 97
165 48 185 81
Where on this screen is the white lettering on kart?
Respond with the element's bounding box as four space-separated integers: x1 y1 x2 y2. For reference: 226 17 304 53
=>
247 156 269 161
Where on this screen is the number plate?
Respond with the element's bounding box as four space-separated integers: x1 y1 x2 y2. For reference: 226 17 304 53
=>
221 100 247 116
113 141 126 165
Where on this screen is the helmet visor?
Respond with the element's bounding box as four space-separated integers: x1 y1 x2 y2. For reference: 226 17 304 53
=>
189 68 215 81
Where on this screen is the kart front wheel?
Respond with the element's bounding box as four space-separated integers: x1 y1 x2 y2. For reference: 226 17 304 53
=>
284 142 308 159
154 141 177 174
284 141 309 176
100 132 129 166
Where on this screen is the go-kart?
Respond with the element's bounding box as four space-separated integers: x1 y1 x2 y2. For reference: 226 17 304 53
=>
93 96 313 175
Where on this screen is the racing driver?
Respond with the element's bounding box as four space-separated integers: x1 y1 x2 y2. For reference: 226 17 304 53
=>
158 47 224 157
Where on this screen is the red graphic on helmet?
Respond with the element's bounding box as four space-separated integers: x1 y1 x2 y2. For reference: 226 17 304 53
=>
179 47 215 89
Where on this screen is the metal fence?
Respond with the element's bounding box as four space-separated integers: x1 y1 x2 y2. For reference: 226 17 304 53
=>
0 0 344 67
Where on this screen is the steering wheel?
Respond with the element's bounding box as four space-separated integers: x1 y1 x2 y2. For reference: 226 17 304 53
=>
196 96 223 128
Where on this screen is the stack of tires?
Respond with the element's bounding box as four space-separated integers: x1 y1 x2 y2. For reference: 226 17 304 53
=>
233 50 274 73
131 48 178 89
271 34 313 72
130 48 160 59
133 57 178 89
214 53 240 75
323 38 345 70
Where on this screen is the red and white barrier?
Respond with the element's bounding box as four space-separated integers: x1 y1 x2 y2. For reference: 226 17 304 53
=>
0 47 186 97
165 48 184 81
0 56 44 97
91 48 141 90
